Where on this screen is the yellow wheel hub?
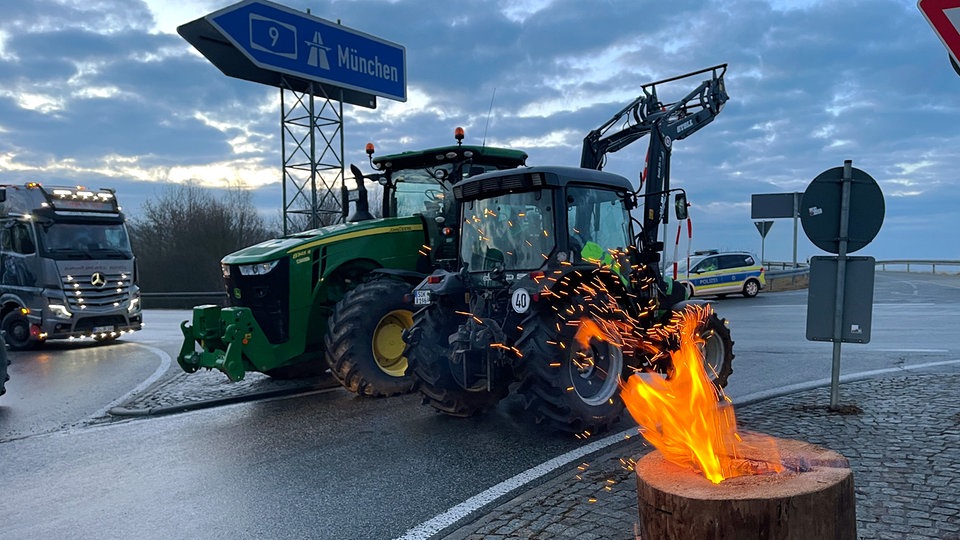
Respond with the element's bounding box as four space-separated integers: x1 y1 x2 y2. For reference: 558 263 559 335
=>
372 309 413 377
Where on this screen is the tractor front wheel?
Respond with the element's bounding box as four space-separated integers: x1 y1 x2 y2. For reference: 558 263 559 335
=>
407 304 509 417
697 310 735 390
325 277 417 397
516 290 626 435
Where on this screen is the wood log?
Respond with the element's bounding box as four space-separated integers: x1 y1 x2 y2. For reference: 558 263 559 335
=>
635 434 856 540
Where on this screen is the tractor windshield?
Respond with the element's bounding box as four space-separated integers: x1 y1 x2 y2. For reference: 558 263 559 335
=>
390 163 501 220
565 186 631 262
460 190 555 271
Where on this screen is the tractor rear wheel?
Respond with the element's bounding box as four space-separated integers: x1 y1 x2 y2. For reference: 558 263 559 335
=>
408 304 509 417
516 290 625 435
325 277 417 397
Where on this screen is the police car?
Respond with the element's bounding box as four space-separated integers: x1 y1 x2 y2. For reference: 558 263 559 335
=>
677 250 766 298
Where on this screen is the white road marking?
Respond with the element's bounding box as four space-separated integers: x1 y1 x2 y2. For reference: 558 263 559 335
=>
393 428 638 540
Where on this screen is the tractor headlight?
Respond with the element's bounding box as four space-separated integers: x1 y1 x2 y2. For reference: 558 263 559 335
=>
238 260 279 276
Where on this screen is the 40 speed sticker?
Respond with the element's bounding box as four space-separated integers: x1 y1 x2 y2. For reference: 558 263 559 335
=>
511 288 530 314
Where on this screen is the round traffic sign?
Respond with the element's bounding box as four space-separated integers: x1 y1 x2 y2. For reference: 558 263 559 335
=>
800 165 884 254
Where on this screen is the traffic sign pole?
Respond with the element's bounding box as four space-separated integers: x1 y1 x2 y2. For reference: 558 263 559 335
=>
828 161 854 410
802 160 884 410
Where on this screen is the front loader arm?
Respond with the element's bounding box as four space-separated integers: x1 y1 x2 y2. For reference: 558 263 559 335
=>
178 305 277 382
580 64 728 171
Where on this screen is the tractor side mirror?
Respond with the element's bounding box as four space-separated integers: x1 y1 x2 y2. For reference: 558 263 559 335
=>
674 193 688 221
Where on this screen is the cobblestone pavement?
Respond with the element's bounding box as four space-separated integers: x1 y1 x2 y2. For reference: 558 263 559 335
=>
109 367 338 416
442 371 960 540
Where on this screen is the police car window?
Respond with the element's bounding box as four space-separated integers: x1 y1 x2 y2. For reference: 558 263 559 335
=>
696 257 718 272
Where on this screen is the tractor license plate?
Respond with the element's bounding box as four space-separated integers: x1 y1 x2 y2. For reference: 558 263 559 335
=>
413 290 431 305
92 325 114 333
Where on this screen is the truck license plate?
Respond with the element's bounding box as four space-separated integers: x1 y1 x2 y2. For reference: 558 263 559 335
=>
92 325 114 333
413 290 431 305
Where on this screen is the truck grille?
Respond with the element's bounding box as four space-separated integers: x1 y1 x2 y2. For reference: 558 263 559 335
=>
61 272 132 311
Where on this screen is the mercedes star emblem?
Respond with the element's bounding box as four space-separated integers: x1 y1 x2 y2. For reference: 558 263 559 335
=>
91 272 107 288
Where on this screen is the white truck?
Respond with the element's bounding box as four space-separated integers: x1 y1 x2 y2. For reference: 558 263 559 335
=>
0 183 142 350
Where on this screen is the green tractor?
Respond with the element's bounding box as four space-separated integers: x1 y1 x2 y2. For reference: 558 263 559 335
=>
178 131 528 396
403 66 734 434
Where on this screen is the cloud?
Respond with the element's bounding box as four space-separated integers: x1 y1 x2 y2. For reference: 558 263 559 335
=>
0 0 955 262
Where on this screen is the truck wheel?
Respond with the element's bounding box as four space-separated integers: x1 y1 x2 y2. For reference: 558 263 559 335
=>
742 279 760 298
2 311 38 351
697 310 734 390
325 277 417 397
516 290 625 435
408 304 509 416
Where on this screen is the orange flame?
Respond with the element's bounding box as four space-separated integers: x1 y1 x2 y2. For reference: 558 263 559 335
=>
621 305 782 483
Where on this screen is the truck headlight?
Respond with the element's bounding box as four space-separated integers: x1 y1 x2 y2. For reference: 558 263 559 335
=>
49 304 72 319
128 295 140 313
238 260 279 276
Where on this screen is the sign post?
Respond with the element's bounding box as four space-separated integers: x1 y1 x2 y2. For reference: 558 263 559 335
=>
918 0 960 76
750 192 801 267
179 0 408 233
753 220 773 265
801 160 884 409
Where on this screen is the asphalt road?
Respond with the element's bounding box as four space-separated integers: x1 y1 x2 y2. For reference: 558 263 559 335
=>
0 271 957 539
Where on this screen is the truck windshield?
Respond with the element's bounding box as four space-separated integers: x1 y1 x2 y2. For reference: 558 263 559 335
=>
460 190 555 271
39 222 133 260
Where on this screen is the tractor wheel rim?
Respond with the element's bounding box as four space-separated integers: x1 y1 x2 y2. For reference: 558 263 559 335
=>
372 309 413 377
698 331 724 381
570 339 623 406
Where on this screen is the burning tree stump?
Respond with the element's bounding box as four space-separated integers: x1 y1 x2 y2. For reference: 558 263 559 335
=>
635 434 856 540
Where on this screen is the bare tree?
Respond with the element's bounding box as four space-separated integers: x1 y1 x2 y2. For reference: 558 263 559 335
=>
128 183 277 292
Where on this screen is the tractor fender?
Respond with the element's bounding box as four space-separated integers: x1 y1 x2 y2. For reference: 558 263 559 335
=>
412 270 466 298
533 266 628 300
369 267 427 285
668 298 711 312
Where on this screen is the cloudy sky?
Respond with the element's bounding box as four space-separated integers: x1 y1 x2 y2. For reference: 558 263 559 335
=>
0 0 957 263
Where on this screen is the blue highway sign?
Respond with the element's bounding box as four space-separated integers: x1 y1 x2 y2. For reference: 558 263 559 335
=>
181 0 406 105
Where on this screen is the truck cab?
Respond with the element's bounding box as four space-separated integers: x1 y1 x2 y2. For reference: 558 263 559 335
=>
0 183 142 349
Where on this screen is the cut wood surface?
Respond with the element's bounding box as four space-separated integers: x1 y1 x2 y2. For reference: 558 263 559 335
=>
635 434 856 540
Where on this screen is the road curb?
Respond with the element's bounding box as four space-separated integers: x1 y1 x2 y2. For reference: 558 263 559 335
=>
108 379 343 417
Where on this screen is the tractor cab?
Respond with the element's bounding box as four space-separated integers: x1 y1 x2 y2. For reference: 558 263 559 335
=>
453 166 634 278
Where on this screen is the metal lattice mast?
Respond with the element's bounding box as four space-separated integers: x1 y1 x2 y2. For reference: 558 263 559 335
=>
280 77 345 235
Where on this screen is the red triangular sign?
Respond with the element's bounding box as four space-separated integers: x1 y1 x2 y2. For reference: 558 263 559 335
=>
919 0 960 64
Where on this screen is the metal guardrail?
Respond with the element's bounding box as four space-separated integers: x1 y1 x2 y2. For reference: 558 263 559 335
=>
141 259 960 307
765 259 960 274
140 292 227 309
874 259 960 274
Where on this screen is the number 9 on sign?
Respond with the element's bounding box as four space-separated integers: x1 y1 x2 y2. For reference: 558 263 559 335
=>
249 14 297 59
511 288 530 314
